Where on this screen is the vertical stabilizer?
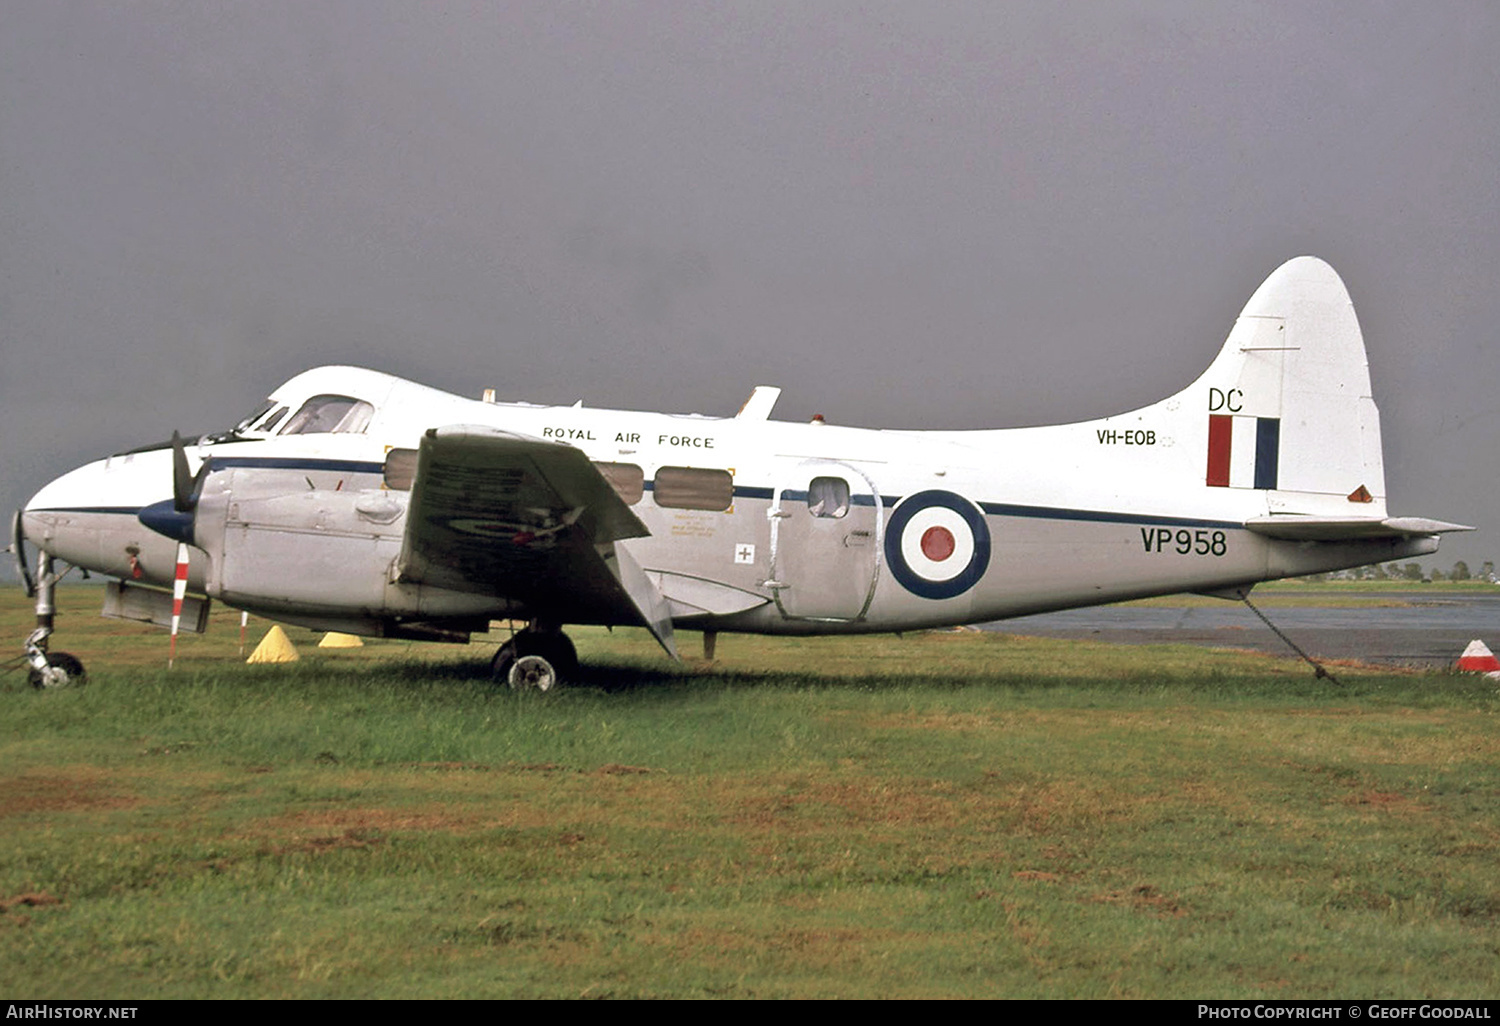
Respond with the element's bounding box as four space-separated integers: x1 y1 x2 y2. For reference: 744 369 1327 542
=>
1187 257 1386 515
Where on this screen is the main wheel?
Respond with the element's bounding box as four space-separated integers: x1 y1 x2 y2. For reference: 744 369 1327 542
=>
526 632 578 681
507 654 560 691
491 630 578 687
29 652 86 690
490 639 518 682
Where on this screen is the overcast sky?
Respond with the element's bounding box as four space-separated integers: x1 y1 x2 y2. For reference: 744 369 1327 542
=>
3 1 1496 578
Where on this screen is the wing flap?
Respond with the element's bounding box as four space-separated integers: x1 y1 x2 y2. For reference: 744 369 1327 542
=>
612 544 678 660
1244 515 1475 541
651 571 770 617
397 426 675 655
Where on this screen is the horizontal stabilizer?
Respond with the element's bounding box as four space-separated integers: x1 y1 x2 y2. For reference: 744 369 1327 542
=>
1244 515 1474 541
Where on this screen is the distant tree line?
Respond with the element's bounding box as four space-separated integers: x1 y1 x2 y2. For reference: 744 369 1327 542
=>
1297 560 1494 583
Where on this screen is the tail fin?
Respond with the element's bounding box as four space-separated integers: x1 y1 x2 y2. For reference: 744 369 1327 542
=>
1046 257 1469 550
1186 256 1385 515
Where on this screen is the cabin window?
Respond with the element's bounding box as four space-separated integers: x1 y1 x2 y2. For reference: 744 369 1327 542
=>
654 466 733 511
594 462 644 505
384 448 419 491
280 395 375 435
806 476 850 518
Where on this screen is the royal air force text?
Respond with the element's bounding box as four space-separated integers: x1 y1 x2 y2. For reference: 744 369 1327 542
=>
540 426 715 449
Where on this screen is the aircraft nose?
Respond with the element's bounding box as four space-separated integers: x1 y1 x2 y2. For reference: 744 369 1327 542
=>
19 450 180 584
17 505 46 550
19 464 96 550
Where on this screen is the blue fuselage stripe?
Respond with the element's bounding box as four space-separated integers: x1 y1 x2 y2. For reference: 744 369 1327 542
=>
30 472 1245 533
208 456 387 474
976 501 1240 530
25 506 143 516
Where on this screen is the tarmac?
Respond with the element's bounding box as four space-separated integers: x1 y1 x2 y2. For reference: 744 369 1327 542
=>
982 589 1500 669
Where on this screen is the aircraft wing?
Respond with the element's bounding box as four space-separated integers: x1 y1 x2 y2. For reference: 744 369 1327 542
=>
1244 515 1474 541
395 425 676 657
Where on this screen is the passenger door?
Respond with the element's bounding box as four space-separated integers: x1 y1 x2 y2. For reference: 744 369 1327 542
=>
767 460 882 621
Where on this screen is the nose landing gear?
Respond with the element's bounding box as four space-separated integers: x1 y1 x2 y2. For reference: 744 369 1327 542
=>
22 550 87 690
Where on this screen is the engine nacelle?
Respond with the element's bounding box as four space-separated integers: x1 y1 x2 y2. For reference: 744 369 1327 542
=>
192 468 508 636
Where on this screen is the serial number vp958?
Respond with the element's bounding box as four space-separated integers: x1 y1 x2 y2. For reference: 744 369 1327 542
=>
1142 527 1228 556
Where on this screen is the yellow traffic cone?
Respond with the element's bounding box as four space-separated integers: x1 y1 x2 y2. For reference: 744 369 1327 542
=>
318 632 364 648
247 625 300 664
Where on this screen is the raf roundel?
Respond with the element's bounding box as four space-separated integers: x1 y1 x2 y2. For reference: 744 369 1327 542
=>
884 490 991 600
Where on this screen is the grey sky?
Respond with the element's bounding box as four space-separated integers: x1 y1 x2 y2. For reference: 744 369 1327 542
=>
3 1 1496 576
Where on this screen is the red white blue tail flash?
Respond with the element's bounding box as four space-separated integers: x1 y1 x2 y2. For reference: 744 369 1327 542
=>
1206 415 1280 489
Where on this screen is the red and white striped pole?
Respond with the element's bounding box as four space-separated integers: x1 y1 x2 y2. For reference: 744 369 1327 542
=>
168 542 189 668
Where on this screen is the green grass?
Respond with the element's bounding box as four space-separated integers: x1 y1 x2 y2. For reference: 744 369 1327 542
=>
3 588 1499 998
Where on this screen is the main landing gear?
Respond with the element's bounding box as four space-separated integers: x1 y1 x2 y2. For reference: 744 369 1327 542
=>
23 550 87 690
491 622 578 691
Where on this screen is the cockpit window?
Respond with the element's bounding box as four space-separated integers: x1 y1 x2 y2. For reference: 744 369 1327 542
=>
259 406 290 432
279 395 375 435
233 400 276 434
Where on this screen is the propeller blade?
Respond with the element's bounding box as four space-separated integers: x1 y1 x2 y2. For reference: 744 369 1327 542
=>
171 431 194 512
170 432 210 513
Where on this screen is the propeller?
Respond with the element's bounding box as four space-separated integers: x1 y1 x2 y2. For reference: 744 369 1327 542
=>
138 432 209 545
172 431 210 512
165 433 211 667
131 435 211 667
166 438 216 669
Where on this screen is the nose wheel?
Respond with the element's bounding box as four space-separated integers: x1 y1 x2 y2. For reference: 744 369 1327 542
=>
20 550 88 690
29 650 86 690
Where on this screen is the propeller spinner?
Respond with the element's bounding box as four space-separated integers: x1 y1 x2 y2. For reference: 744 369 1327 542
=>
137 432 208 544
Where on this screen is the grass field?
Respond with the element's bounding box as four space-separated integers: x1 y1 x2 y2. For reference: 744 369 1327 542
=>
3 587 1498 998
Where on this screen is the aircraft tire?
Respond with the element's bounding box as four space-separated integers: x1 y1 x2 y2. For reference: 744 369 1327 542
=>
490 641 516 683
506 654 559 691
524 632 578 681
29 652 86 690
491 631 577 687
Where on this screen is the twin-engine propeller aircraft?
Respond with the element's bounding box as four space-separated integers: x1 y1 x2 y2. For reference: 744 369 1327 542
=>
12 257 1472 688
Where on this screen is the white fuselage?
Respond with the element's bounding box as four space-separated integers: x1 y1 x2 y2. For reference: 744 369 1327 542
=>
21 363 1436 641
